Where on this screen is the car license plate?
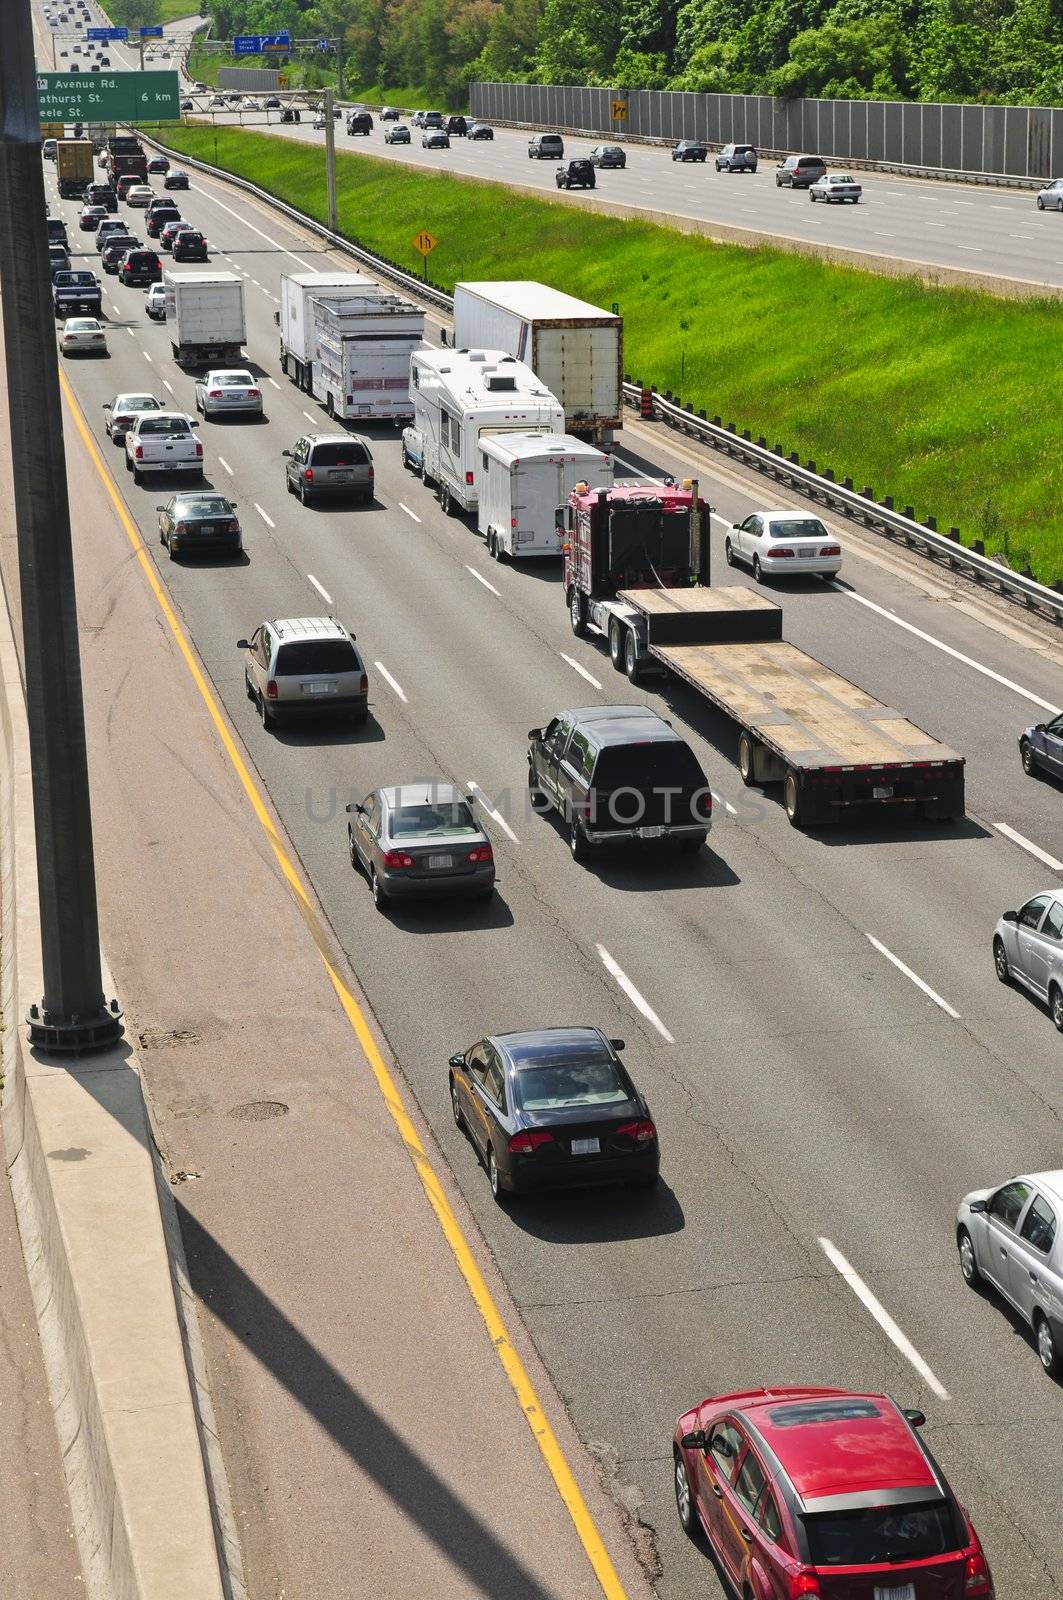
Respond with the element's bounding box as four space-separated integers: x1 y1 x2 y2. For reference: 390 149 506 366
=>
874 1586 915 1600
428 854 454 869
571 1137 600 1155
305 682 331 695
638 825 665 839
332 470 353 482
873 785 894 799
198 524 213 535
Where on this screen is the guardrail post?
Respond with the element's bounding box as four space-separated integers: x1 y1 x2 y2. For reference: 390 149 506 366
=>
862 485 873 498
925 514 937 531
823 467 834 482
843 476 853 491
807 460 816 473
882 495 894 510
903 505 914 520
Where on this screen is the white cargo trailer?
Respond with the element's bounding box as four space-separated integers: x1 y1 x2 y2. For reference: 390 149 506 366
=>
309 292 424 424
164 271 246 367
279 271 376 382
476 432 613 560
404 348 564 517
452 281 622 443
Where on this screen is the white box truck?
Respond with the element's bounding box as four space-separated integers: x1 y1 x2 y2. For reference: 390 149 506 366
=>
277 272 424 423
452 282 622 444
279 271 378 385
477 432 613 560
403 348 564 518
164 271 246 367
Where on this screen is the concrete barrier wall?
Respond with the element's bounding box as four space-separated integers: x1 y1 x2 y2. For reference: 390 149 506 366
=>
471 82 1063 182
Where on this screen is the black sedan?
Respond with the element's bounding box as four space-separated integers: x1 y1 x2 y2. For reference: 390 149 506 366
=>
467 122 494 141
157 492 242 559
590 143 626 168
172 229 209 261
164 169 190 190
672 140 707 162
146 155 169 174
448 1027 660 1201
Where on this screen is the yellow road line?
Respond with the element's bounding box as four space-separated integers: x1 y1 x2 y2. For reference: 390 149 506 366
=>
58 368 629 1600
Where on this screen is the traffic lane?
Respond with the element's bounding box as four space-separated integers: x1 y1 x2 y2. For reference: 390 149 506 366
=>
218 109 1063 287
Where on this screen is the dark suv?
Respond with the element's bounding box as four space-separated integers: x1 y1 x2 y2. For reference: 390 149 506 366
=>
715 142 757 172
672 140 707 162
556 158 595 190
529 132 564 160
527 704 711 861
86 181 117 210
775 154 826 188
445 115 467 136
346 110 373 135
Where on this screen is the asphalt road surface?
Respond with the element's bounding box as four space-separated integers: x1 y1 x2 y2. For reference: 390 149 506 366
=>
38 142 1063 1600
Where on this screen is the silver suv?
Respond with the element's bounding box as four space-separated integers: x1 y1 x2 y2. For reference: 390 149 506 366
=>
238 617 369 730
716 142 757 172
529 133 564 160
283 433 374 506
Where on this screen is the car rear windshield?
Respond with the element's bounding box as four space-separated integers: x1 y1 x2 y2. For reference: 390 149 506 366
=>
138 417 190 436
803 1502 960 1567
516 1054 630 1111
768 519 828 540
389 801 477 838
67 273 97 285
275 640 359 676
593 741 706 791
174 497 231 517
129 253 157 265
310 442 368 466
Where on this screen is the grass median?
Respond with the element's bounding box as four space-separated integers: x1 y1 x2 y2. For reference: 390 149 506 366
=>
155 122 1062 583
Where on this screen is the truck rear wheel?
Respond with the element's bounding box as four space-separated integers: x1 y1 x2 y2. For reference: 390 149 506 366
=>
609 619 625 671
624 629 642 683
569 587 586 637
738 732 757 786
784 772 803 827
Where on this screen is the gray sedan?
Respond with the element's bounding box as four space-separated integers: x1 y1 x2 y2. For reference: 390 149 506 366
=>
346 782 495 911
994 888 1063 1028
810 173 862 203
1020 713 1063 779
1037 178 1063 211
957 1171 1063 1375
194 369 263 419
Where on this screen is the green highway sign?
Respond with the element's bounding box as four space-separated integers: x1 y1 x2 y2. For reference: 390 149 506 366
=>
37 71 182 123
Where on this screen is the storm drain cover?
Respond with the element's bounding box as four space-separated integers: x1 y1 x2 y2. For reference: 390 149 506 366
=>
228 1100 289 1122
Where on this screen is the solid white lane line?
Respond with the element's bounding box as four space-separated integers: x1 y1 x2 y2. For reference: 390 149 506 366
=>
254 503 275 529
307 573 332 605
833 584 1061 714
374 661 407 702
611 452 666 486
596 945 675 1044
467 781 519 842
466 565 500 596
819 1237 950 1400
217 455 233 475
399 502 422 523
711 790 738 816
993 822 1063 873
866 934 959 1020
163 379 174 394
190 181 317 270
560 652 602 689
267 377 281 390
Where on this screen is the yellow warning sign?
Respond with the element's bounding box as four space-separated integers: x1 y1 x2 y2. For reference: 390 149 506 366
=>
611 100 628 119
41 122 64 138
277 74 290 88
412 229 438 256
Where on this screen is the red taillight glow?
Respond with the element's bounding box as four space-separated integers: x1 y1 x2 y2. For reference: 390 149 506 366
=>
697 791 713 816
208 389 223 398
383 850 415 869
820 544 841 556
767 546 794 558
508 1130 554 1155
304 468 313 481
466 844 493 864
265 680 278 699
368 465 374 479
787 1573 821 1598
134 445 143 460
465 470 474 485
616 1119 656 1143
195 442 203 458
174 522 188 534
964 1548 992 1595
247 388 259 398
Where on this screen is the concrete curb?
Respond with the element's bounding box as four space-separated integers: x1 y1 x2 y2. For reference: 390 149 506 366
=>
0 571 233 1600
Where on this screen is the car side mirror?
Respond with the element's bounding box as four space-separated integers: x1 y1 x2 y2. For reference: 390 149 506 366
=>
969 1198 988 1213
680 1430 708 1451
236 637 249 650
528 727 542 743
1035 722 1047 732
1002 910 1018 924
609 1038 625 1052
448 1051 465 1069
155 504 165 511
903 1408 926 1428
281 449 292 458
190 418 200 426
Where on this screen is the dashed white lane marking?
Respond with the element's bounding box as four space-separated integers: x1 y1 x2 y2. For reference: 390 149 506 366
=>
163 379 174 394
303 410 316 423
833 584 1061 714
866 934 959 1020
993 822 1063 873
189 182 316 271
399 503 422 523
819 1237 950 1400
126 326 136 337
307 573 332 605
110 302 121 316
466 565 500 596
711 790 738 816
218 455 233 475
596 945 674 1044
374 661 407 702
143 350 153 363
955 244 983 251
466 781 518 842
254 503 275 528
267 377 281 390
560 652 601 690
251 278 261 286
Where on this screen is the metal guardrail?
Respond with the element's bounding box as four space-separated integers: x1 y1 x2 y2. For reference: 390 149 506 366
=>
137 130 1063 624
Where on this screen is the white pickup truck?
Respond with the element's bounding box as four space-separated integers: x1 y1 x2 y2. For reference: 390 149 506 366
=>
124 411 203 486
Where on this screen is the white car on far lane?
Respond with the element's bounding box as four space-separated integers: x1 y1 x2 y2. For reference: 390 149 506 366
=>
194 368 264 418
810 172 862 203
723 510 842 581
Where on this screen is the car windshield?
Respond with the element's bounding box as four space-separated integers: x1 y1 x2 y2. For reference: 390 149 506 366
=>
516 1053 629 1111
390 802 478 838
832 175 856 183
767 519 828 540
173 497 231 516
803 1501 959 1566
274 640 358 676
593 741 705 790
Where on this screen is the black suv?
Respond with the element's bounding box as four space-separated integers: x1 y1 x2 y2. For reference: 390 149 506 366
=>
346 110 373 135
775 154 826 188
445 114 467 136
529 132 564 160
556 158 595 190
672 140 707 162
118 248 161 286
527 705 711 861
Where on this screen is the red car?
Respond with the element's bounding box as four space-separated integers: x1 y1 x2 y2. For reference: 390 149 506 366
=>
673 1387 993 1598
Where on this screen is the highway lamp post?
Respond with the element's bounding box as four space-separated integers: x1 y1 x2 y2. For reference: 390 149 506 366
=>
324 86 337 233
0 0 122 1052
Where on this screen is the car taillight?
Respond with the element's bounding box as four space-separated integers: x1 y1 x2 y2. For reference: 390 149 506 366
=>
247 388 259 398
358 673 368 693
174 521 188 534
134 445 143 460
767 546 794 557
208 389 223 398
788 1572 821 1598
508 1130 554 1155
195 441 203 458
304 468 313 481
382 850 415 869
226 521 239 533
265 680 278 699
696 791 713 816
820 544 841 556
466 844 493 864
616 1119 656 1143
964 1548 992 1595
367 465 374 479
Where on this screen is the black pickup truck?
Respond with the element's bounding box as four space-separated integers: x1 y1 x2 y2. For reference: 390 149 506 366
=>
53 269 103 317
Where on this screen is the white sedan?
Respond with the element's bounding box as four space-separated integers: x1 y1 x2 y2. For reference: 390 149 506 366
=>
59 317 108 356
724 510 842 581
144 283 167 320
810 173 862 203
194 369 263 418
124 185 154 207
103 392 163 440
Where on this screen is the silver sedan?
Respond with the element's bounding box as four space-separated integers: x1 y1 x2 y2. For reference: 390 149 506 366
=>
194 369 263 419
346 782 495 911
810 173 862 203
1037 178 1063 212
994 888 1063 1028
957 1171 1063 1376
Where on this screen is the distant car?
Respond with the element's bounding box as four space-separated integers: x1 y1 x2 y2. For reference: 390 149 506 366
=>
146 155 169 173
467 122 494 141
85 182 117 211
240 97 258 110
672 140 706 162
421 111 444 129
958 1170 1063 1374
445 115 467 136
1036 178 1063 211
994 890 1063 1029
810 172 861 203
79 203 108 231
715 142 757 172
159 219 191 250
95 217 129 249
144 283 167 320
239 616 368 730
145 205 181 237
776 153 826 188
349 782 495 911
283 432 374 504
346 110 373 135
556 158 595 190
384 124 411 144
59 316 107 356
158 491 242 560
208 95 225 108
115 174 141 200
1020 713 1063 779
180 98 194 111
172 230 209 261
380 105 401 120
411 110 426 127
264 96 281 109
422 129 450 149
588 144 625 169
673 1387 994 1597
48 243 71 277
101 236 139 272
724 511 842 581
280 107 300 124
103 392 163 441
52 269 101 316
529 132 563 160
195 368 262 418
124 185 154 208
164 169 190 192
118 248 161 285
448 1028 658 1199
313 115 326 130
46 217 69 248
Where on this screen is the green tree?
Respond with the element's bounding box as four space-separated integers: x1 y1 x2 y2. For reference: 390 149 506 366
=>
533 0 621 81
770 15 910 96
110 0 161 27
